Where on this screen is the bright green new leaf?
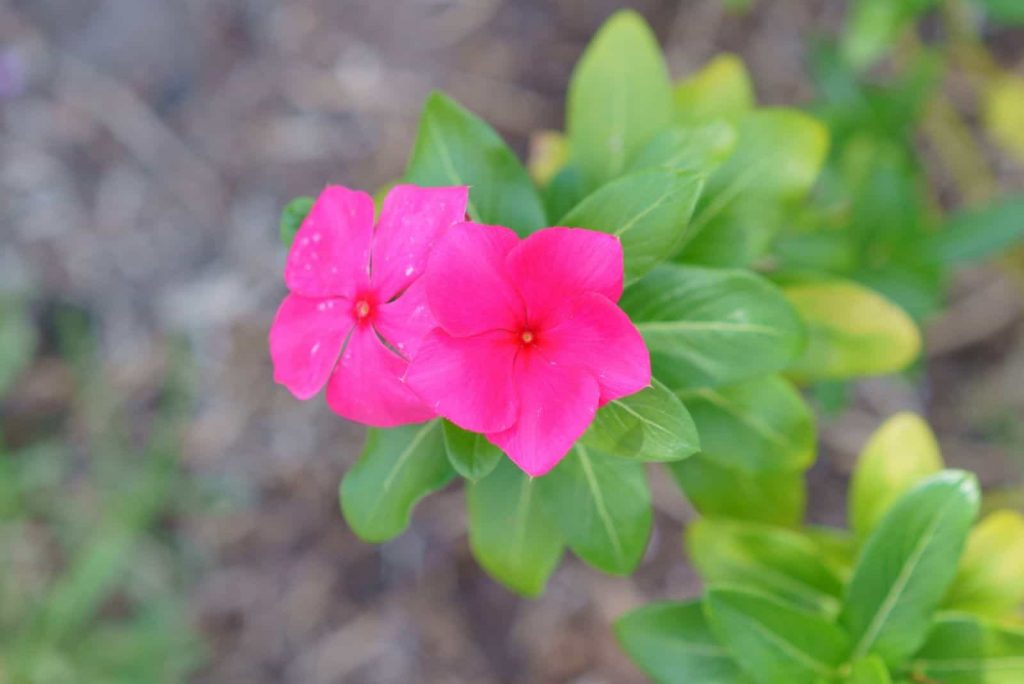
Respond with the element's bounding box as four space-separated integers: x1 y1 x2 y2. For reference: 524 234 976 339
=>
567 10 673 190
441 420 501 481
673 54 755 124
669 455 806 526
537 445 651 575
340 421 456 543
806 526 859 581
849 412 944 541
927 195 1024 266
945 510 1024 618
783 279 921 381
467 458 563 596
405 91 547 235
984 74 1024 164
581 380 699 462
841 471 981 666
621 265 805 390
911 614 1024 684
629 122 739 177
279 196 314 247
615 600 752 684
706 587 851 684
687 518 845 616
558 170 704 283
846 655 892 684
677 375 815 472
840 0 935 71
678 109 828 266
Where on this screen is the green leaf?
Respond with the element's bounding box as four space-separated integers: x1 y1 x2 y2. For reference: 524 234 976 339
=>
558 170 704 283
687 518 844 617
982 0 1024 25
629 122 739 176
911 615 1024 684
841 471 981 666
581 380 699 462
840 0 935 71
927 195 1024 266
405 91 547 235
467 458 563 596
705 587 851 684
679 109 828 266
567 10 673 191
849 412 944 541
0 299 37 398
537 445 651 574
782 279 921 382
677 375 815 472
615 600 752 684
845 655 892 684
668 455 806 526
279 196 314 247
621 265 805 390
339 422 456 543
441 420 501 481
945 510 1024 618
673 54 755 124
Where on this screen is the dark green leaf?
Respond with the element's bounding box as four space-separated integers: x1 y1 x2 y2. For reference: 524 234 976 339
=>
558 170 704 283
405 91 547 235
537 445 651 574
582 380 699 462
279 196 314 247
621 265 805 390
926 195 1024 266
616 600 752 684
440 421 502 482
467 458 563 596
339 422 455 543
841 470 980 666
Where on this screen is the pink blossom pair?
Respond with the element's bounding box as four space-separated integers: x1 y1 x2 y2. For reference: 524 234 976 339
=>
269 185 651 476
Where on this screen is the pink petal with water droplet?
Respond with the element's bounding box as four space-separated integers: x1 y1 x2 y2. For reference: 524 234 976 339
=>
375 278 435 359
269 294 353 399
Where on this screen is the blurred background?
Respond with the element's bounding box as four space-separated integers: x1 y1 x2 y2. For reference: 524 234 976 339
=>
1 1 1022 682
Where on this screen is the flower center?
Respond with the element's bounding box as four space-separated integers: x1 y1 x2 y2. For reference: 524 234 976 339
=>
520 330 535 345
354 299 372 320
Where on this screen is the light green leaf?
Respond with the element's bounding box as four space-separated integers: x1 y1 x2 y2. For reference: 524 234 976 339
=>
279 196 314 248
673 54 755 124
567 10 673 190
849 412 944 541
467 458 563 596
911 614 1024 684
339 422 455 543
705 587 851 684
927 195 1024 266
945 510 1024 618
845 655 892 684
782 279 921 382
405 91 547 235
558 170 704 283
841 471 981 666
668 455 805 526
677 375 815 472
679 109 828 266
841 0 935 71
615 600 752 684
537 445 651 574
582 380 699 462
441 420 501 482
629 122 739 176
622 265 805 390
687 518 844 617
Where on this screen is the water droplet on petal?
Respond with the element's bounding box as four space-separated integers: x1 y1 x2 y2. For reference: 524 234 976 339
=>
404 266 415 276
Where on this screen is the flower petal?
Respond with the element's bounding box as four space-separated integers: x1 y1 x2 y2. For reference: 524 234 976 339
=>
539 292 651 403
374 277 435 359
325 326 434 427
423 222 524 336
487 350 600 477
405 329 519 433
372 185 469 301
505 227 624 325
285 186 374 298
269 294 353 400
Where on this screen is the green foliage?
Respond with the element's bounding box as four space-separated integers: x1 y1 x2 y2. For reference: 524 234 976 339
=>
912 615 1024 683
673 54 754 124
279 195 314 247
442 420 502 481
927 195 1024 266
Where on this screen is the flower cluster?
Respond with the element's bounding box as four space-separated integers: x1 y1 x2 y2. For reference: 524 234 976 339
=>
270 185 650 475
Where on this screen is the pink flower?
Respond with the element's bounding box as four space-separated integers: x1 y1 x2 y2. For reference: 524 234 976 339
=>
269 184 468 426
406 223 651 476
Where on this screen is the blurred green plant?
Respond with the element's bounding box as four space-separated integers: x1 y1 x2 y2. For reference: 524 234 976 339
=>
0 301 204 683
